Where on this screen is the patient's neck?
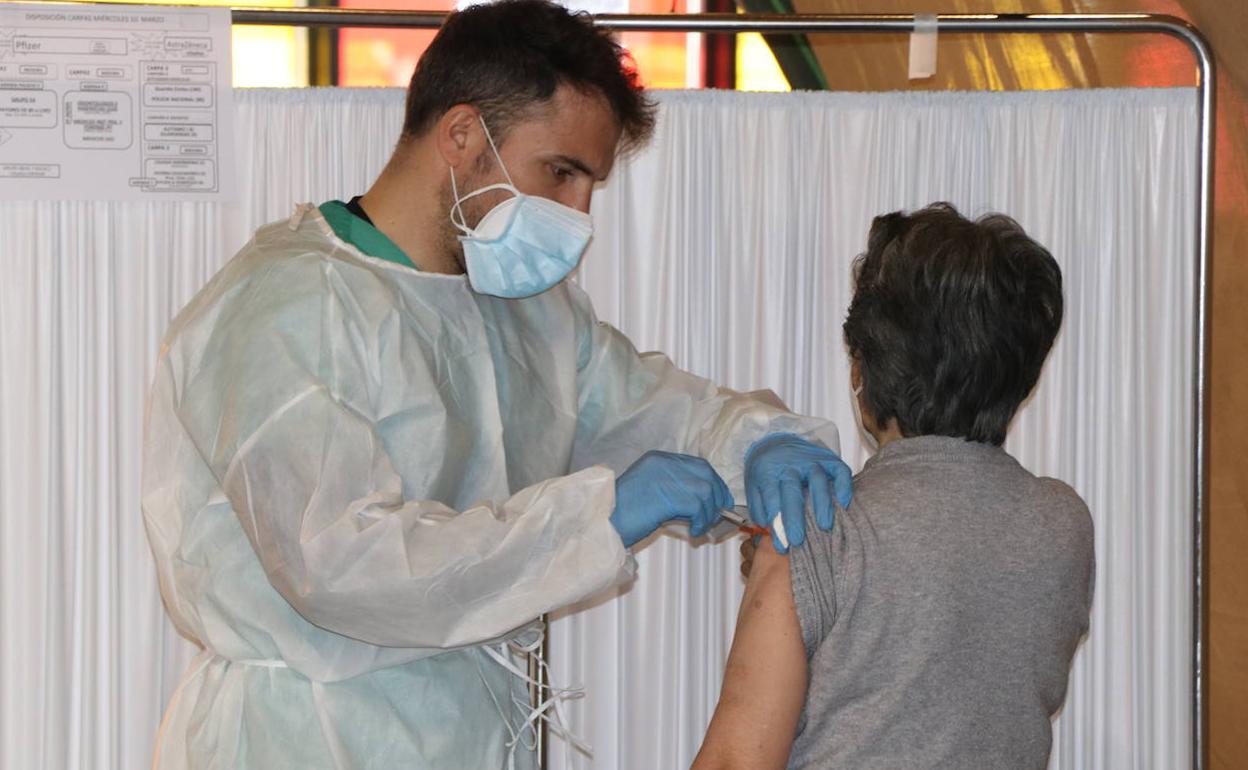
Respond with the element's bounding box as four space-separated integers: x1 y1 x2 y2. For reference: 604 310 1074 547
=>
869 419 904 449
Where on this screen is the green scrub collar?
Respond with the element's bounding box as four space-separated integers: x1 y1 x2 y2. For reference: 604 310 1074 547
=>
319 200 417 271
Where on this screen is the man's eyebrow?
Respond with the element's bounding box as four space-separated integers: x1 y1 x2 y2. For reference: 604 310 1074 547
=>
553 154 604 181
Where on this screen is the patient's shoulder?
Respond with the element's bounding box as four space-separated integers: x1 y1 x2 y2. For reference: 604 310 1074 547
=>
1030 475 1094 548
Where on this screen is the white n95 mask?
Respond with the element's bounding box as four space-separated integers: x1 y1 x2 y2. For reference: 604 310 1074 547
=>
449 119 593 299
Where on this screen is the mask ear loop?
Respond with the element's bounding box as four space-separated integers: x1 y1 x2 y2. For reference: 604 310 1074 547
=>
449 167 472 235
478 115 515 188
448 115 519 237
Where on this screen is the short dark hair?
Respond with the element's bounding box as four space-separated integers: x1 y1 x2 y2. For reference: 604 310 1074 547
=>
401 0 655 152
843 203 1064 446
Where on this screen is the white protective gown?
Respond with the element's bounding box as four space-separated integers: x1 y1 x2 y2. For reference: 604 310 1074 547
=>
142 204 841 769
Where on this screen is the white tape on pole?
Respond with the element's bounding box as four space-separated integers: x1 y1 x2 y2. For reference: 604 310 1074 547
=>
909 14 938 79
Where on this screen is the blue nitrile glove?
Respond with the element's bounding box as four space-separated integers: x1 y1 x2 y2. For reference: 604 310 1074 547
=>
744 432 853 553
611 450 734 548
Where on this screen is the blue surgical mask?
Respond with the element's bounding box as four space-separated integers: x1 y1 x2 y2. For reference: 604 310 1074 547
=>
449 119 593 299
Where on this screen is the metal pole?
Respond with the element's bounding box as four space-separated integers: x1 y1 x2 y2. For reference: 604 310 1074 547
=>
44 4 1213 766
226 7 1189 36
526 625 547 767
1168 25 1216 770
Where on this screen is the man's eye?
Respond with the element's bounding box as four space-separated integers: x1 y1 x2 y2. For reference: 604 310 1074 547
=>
552 165 574 179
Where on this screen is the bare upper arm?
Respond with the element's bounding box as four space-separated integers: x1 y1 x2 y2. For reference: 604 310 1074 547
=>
692 537 808 770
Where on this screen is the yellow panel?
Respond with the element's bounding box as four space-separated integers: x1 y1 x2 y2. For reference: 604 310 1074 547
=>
234 26 308 88
736 32 790 92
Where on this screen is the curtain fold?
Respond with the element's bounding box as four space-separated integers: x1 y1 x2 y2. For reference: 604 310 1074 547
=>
0 86 1195 770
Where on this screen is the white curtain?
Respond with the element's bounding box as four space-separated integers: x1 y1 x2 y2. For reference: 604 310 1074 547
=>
0 87 1195 770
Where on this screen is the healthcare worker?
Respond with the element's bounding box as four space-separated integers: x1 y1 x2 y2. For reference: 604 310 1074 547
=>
142 1 851 768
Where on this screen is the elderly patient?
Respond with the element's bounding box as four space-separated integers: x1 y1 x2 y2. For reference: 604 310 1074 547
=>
693 203 1094 770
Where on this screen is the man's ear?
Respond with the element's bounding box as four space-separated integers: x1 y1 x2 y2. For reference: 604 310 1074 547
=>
434 104 484 170
850 358 862 391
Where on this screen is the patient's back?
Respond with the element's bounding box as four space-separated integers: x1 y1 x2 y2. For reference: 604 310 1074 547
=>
786 434 1094 770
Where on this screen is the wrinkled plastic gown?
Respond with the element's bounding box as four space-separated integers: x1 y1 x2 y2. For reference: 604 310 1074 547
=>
142 206 841 769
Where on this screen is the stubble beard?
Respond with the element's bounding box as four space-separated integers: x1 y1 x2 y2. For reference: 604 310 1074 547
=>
439 150 508 274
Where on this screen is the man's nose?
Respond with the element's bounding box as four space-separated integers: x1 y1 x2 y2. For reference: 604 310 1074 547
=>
564 183 593 214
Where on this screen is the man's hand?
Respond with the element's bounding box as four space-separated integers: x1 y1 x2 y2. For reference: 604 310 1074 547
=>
610 450 734 548
744 432 852 553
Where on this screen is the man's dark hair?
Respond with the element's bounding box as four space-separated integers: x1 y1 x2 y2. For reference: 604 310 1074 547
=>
401 0 655 152
843 203 1064 446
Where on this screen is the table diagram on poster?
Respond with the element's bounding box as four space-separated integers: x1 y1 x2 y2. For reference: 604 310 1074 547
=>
0 3 233 201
